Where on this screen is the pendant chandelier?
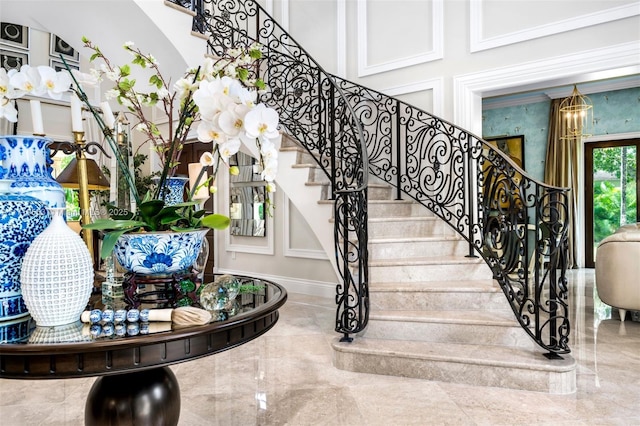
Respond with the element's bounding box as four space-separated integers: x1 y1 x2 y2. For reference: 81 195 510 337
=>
559 84 593 141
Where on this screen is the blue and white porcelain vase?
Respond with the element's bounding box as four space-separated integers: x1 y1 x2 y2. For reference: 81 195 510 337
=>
156 176 189 206
0 135 65 208
0 179 51 320
113 229 209 276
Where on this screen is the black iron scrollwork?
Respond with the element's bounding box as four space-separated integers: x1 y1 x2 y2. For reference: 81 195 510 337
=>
168 0 571 354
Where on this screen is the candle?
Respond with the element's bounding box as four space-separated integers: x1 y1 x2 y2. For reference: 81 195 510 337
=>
100 101 116 128
188 162 209 200
70 93 84 132
30 100 44 135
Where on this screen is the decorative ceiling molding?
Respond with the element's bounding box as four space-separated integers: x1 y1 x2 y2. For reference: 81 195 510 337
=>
454 42 640 135
470 2 640 53
357 0 443 77
383 78 444 117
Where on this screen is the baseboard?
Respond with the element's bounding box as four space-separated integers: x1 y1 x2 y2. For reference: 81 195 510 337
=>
214 268 335 299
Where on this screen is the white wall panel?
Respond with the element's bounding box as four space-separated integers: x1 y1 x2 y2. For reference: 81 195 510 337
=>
470 0 640 52
357 0 443 77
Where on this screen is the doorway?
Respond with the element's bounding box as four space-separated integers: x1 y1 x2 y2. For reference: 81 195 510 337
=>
584 139 639 268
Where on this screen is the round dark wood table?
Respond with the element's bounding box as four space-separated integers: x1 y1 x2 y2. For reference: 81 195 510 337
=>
0 276 287 425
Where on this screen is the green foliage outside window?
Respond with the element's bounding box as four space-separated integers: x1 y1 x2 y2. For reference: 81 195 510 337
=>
593 146 637 244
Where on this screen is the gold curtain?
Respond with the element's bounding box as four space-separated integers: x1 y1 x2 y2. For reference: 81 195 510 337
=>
544 98 579 268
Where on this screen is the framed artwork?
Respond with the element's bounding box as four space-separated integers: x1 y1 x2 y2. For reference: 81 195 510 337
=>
485 135 525 169
50 35 79 61
50 58 78 72
0 22 29 50
0 49 29 71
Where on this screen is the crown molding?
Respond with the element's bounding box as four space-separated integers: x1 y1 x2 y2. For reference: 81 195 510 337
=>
357 0 443 77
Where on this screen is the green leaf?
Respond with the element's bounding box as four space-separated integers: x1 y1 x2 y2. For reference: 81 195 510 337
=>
237 68 249 81
82 219 146 231
138 199 165 218
149 75 163 89
120 64 131 76
100 229 128 259
200 213 231 230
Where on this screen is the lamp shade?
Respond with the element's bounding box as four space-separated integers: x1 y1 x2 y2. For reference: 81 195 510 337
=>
56 158 110 190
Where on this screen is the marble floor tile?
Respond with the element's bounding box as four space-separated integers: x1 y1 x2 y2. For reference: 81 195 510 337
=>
1 269 639 425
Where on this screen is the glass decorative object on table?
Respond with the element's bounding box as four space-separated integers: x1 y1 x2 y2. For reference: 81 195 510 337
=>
102 113 135 310
192 236 209 286
199 274 242 321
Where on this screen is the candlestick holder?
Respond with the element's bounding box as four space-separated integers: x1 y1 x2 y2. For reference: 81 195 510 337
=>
54 132 110 266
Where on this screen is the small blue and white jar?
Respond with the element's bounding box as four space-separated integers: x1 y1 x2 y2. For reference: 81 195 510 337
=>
0 179 51 320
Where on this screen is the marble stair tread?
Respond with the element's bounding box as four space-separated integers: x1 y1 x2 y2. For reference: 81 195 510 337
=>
332 337 576 375
369 255 485 267
369 235 463 244
369 309 518 326
369 279 499 292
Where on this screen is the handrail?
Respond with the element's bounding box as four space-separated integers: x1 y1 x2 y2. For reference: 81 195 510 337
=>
169 0 571 354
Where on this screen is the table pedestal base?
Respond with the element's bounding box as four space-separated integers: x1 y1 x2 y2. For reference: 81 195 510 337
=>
85 367 180 426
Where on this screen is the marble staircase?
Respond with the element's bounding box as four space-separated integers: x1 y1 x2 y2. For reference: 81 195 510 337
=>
280 137 576 394
149 2 577 394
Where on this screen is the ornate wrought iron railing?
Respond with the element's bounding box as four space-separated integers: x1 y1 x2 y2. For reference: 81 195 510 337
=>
170 0 571 355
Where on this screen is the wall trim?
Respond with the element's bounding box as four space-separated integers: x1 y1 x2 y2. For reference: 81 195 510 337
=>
357 0 443 77
383 77 444 117
337 0 347 77
454 42 640 135
215 268 335 298
283 194 329 260
470 2 640 52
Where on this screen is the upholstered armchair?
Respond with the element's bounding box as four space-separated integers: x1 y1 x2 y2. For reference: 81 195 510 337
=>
595 223 640 321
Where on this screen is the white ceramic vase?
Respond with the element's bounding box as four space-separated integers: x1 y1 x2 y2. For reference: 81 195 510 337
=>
20 208 94 326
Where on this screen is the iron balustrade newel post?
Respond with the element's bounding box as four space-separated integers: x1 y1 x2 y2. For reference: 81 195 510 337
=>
329 87 336 201
395 99 401 201
466 140 478 258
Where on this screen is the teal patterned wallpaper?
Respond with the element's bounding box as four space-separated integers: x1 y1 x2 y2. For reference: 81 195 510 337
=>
482 87 640 182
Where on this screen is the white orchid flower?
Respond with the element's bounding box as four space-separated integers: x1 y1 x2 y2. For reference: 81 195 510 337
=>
261 156 278 182
217 103 250 138
0 69 12 98
266 182 276 193
244 104 279 141
0 96 18 122
196 120 227 145
218 138 241 162
194 83 233 120
9 65 42 97
37 66 72 100
199 151 215 167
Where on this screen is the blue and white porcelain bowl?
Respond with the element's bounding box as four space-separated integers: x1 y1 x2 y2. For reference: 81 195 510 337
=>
113 229 210 276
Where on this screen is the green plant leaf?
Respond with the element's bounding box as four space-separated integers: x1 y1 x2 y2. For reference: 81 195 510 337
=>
100 229 128 259
139 199 165 218
82 219 146 231
200 213 231 230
